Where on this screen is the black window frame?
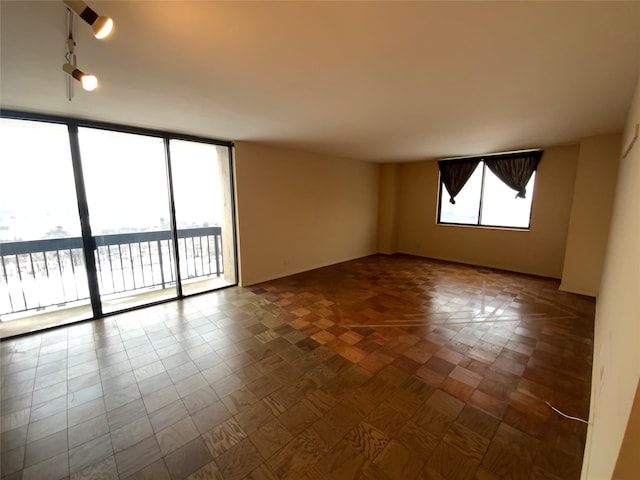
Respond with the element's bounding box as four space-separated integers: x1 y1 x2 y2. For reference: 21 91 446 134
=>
0 109 239 333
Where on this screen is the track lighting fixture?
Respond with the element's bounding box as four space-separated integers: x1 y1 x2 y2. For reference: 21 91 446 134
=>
63 10 99 100
63 0 113 39
60 0 113 100
63 63 98 91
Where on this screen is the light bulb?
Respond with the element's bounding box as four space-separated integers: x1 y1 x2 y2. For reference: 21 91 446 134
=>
63 1 114 40
81 74 98 91
93 17 113 39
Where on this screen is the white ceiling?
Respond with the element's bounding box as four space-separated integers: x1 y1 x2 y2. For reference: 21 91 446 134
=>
1 1 639 162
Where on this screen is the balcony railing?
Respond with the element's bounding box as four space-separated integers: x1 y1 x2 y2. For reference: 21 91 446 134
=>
0 227 223 317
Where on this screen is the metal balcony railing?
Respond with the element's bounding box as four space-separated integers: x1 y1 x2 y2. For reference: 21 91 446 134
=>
0 227 223 316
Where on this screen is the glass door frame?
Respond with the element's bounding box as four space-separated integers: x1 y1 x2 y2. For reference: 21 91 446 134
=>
0 109 238 329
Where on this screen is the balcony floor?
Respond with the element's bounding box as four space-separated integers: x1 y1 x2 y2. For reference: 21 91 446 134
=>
0 276 233 338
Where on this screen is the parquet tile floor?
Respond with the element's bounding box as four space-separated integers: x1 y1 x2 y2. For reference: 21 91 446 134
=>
0 254 594 479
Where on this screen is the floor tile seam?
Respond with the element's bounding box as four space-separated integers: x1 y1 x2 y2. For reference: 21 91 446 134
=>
20 429 73 479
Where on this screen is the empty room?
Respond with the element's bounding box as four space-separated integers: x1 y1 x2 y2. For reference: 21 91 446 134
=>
1 1 639 479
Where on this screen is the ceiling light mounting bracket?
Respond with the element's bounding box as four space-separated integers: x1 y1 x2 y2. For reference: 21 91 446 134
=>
64 8 77 101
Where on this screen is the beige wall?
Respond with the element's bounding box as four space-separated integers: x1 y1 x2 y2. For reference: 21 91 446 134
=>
377 163 398 254
581 76 640 479
216 145 238 285
234 142 379 286
560 134 621 296
395 146 579 278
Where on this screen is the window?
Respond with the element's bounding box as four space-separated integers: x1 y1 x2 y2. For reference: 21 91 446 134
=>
437 151 542 229
0 111 237 330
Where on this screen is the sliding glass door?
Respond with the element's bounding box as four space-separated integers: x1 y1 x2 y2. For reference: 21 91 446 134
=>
0 112 237 335
0 119 92 329
170 140 237 294
78 127 178 314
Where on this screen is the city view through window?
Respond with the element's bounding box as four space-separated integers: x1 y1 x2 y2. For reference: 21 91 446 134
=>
0 116 236 331
439 162 536 229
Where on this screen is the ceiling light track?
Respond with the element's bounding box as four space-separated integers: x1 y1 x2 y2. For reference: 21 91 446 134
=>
61 0 113 101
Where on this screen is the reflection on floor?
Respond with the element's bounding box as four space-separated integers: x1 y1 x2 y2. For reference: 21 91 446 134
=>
0 254 594 479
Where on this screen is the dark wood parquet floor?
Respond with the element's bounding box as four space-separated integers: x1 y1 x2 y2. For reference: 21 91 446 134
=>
0 254 594 480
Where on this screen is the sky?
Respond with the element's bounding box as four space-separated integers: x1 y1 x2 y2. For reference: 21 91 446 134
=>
0 118 230 242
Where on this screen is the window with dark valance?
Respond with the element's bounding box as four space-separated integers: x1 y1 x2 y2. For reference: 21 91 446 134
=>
437 150 543 229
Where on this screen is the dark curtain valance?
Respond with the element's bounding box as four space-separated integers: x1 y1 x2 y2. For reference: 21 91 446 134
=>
438 159 480 204
484 151 542 199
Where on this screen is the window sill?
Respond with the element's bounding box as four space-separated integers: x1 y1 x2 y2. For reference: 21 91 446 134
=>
436 222 531 232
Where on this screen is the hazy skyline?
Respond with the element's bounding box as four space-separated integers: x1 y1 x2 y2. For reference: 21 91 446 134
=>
1 119 228 242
